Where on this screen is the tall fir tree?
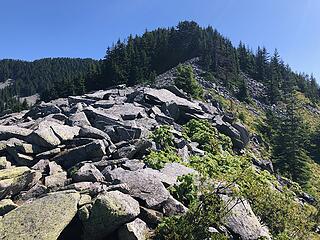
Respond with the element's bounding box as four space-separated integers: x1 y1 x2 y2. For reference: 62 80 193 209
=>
272 91 311 185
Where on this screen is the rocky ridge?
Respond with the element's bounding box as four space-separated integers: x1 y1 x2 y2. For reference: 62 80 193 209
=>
0 83 270 240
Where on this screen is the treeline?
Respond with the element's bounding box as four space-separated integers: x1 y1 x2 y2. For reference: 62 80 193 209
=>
0 58 99 112
92 21 319 105
1 21 319 112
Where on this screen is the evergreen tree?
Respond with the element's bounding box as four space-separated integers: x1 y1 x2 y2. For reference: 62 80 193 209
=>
309 125 320 164
77 76 86 95
175 64 203 99
21 99 29 109
306 74 319 102
237 77 250 103
267 50 282 104
255 47 269 82
272 92 311 185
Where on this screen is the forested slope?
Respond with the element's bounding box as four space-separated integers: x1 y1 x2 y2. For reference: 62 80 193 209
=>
0 58 99 113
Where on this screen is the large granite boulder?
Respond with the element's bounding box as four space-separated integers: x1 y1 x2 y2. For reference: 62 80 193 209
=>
222 196 271 240
105 168 170 208
214 115 248 149
69 111 91 127
113 139 152 159
49 123 80 141
82 191 140 240
79 125 111 140
103 103 145 120
0 191 80 240
0 167 40 200
144 88 203 114
24 102 61 119
53 140 106 168
27 126 61 148
0 125 32 141
72 163 105 182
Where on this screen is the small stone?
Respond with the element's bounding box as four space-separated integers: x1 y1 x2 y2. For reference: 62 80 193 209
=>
118 218 149 240
78 205 91 221
79 194 92 207
0 199 18 216
72 163 105 183
0 157 11 170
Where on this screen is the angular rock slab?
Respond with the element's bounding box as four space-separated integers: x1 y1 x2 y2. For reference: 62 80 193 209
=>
27 121 80 148
117 218 149 240
105 168 170 208
53 140 106 169
0 125 32 141
0 191 80 240
144 88 203 113
82 190 140 240
222 196 271 240
0 199 18 216
72 163 105 182
0 167 40 200
27 127 61 148
160 162 196 185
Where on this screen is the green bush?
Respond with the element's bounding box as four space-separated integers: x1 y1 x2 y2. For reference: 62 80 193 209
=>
144 149 181 170
175 64 204 99
145 125 182 169
183 119 232 154
150 125 175 150
147 119 319 239
235 167 318 239
169 174 198 207
155 186 228 240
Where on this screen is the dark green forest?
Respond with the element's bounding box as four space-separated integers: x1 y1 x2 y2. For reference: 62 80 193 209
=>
0 58 99 112
0 21 318 111
94 21 319 105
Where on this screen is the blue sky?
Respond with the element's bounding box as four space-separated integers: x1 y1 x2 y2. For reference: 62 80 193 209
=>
0 0 319 80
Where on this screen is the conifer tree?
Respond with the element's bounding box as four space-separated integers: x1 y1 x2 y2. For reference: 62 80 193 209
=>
175 64 203 99
272 92 311 185
255 47 269 82
267 50 282 104
237 77 250 103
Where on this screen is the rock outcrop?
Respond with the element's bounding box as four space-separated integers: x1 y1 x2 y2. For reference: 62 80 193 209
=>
0 191 80 240
0 84 269 240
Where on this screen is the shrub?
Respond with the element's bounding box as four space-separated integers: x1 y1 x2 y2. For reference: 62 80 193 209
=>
238 111 246 123
147 119 319 239
169 174 198 207
183 119 232 154
150 125 175 150
155 186 228 240
144 149 181 170
236 168 318 239
175 64 204 99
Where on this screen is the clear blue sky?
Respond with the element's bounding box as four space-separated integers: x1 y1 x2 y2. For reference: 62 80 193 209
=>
0 0 319 80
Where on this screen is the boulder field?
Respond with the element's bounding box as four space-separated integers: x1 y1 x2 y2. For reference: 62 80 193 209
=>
0 85 268 240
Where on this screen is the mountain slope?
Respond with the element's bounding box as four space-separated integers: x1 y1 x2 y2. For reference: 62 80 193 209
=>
0 61 319 239
0 58 100 113
0 21 319 239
